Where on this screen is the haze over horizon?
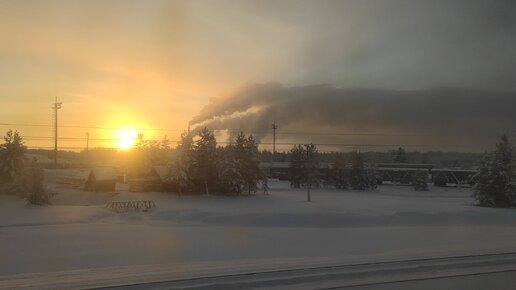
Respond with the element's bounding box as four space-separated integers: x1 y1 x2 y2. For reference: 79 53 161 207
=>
1 0 515 151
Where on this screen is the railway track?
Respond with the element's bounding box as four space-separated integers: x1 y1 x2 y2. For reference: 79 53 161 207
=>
4 252 516 290
99 252 516 290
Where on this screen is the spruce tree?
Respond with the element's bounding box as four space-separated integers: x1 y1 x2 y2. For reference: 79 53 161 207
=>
216 146 243 194
194 128 217 195
302 143 319 201
25 164 48 204
241 134 261 194
0 130 46 200
0 130 27 193
412 171 429 191
331 153 348 190
289 144 304 188
349 152 377 190
288 143 319 200
174 131 195 195
393 147 407 163
474 135 516 207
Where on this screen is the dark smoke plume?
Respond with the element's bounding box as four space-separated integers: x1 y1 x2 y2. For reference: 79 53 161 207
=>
190 83 516 152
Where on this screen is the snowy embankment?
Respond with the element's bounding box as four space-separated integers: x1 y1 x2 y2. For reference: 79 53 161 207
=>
1 176 516 289
5 252 516 290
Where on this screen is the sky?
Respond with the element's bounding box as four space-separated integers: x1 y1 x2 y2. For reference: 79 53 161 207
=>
1 0 515 151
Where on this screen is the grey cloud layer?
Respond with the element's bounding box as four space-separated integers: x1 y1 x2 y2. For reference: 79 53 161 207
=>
191 83 516 151
289 0 516 90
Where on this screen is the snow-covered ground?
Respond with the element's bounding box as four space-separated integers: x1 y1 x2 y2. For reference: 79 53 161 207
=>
1 172 516 289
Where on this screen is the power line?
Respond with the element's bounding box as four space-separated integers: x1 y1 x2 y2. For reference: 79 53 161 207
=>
23 136 128 141
17 135 491 150
27 146 119 150
276 132 437 137
23 137 463 149
0 122 184 132
1 121 494 152
25 145 472 156
1 121 506 138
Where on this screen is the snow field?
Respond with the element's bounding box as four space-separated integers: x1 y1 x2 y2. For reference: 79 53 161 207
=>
1 177 516 288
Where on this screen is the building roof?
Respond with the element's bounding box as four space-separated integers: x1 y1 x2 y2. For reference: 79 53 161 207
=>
376 163 435 170
90 167 117 180
377 167 429 172
431 168 478 173
259 161 331 169
151 165 172 181
25 153 68 164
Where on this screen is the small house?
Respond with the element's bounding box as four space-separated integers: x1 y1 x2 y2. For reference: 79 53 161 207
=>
129 165 176 192
84 167 117 192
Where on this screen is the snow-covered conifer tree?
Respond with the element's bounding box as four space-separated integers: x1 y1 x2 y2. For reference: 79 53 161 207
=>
474 135 516 207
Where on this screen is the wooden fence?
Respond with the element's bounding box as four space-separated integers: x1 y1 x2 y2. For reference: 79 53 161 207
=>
106 200 156 212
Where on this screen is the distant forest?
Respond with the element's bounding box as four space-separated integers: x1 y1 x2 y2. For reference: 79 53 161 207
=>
27 147 482 169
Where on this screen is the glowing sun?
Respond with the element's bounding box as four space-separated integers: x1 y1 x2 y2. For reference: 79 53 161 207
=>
117 129 137 149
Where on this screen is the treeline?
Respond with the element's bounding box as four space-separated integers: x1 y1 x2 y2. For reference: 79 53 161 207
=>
270 149 481 169
7 127 516 207
171 128 263 195
285 135 516 206
288 144 378 201
29 144 482 170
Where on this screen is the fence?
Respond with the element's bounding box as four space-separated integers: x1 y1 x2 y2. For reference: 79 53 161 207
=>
106 200 156 212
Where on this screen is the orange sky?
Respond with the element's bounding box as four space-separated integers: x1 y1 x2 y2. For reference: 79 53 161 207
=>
2 1 515 151
0 0 293 149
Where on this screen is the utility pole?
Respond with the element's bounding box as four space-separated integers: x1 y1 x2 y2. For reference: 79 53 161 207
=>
271 121 277 161
267 121 278 181
306 146 311 202
52 97 62 168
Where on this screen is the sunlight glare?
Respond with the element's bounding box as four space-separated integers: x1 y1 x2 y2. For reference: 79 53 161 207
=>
117 129 137 149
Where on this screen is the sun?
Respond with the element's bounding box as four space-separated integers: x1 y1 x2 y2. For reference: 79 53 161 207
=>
117 129 137 150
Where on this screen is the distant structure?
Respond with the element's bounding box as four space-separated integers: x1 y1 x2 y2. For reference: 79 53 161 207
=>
84 167 117 192
260 161 478 187
129 165 175 192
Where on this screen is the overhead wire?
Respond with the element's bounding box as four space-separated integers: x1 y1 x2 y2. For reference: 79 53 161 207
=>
1 121 487 152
